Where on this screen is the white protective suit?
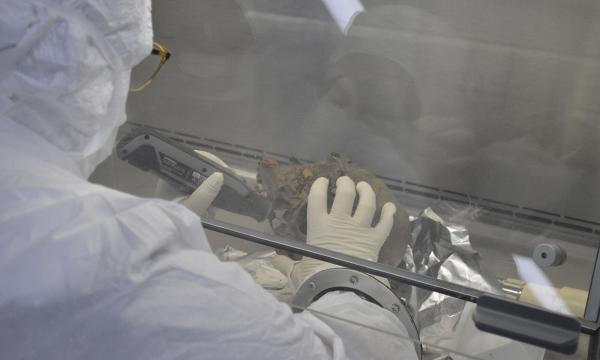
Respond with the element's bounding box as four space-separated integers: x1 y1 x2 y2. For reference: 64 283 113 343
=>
0 1 418 359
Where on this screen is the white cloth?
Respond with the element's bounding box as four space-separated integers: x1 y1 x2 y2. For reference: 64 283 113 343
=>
309 292 419 360
0 1 416 359
0 0 152 178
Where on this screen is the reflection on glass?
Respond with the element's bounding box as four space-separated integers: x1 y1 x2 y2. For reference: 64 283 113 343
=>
319 0 364 34
91 1 600 357
508 255 587 317
208 236 589 359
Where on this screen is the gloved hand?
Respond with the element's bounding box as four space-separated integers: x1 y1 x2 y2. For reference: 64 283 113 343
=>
154 150 227 216
273 176 396 289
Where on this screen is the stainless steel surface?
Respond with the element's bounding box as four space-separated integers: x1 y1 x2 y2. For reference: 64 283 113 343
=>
292 267 422 358
500 278 526 301
129 0 600 221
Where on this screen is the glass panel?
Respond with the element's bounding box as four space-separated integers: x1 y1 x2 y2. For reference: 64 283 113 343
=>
92 0 600 334
200 231 592 359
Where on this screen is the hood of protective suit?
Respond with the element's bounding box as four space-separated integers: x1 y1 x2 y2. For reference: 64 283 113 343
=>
0 0 152 178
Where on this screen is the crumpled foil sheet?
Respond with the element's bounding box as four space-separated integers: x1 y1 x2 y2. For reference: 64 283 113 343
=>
397 206 501 348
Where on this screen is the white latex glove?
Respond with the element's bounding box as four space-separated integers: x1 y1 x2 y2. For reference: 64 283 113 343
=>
273 176 396 288
154 150 227 216
181 172 224 216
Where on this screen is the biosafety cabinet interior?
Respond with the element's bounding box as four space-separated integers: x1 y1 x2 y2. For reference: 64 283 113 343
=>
91 1 600 359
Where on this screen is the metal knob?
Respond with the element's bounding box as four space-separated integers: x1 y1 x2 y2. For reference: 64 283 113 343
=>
533 243 566 267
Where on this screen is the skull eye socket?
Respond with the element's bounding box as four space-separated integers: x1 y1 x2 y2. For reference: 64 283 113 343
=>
298 204 308 236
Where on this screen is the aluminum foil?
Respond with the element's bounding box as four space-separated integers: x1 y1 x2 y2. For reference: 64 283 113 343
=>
397 207 500 343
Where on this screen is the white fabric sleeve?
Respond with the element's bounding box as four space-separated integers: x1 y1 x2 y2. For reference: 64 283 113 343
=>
303 291 420 360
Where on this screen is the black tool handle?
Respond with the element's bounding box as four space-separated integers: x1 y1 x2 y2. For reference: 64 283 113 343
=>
473 294 580 354
117 127 271 222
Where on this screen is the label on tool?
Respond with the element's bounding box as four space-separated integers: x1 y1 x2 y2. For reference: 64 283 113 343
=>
159 153 186 176
159 152 208 188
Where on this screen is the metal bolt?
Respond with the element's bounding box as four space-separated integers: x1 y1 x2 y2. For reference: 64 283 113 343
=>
349 275 359 285
308 282 317 290
391 304 400 313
